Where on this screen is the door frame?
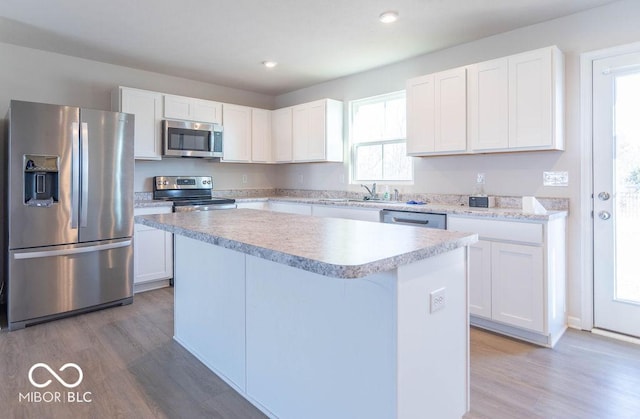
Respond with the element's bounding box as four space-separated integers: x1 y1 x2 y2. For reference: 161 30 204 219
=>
579 41 640 331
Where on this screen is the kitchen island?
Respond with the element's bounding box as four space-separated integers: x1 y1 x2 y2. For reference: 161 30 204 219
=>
136 209 477 419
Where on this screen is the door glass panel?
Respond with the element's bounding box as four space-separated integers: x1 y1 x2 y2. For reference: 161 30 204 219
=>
614 72 640 304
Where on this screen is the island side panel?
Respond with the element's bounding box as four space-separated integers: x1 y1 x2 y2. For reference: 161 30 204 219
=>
245 255 398 419
396 246 469 418
173 235 247 391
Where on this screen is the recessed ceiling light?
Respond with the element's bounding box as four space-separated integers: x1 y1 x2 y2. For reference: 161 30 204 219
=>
262 60 278 69
379 11 399 24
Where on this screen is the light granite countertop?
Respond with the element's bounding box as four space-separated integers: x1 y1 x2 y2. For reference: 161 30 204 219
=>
136 209 478 279
133 196 567 221
238 197 568 221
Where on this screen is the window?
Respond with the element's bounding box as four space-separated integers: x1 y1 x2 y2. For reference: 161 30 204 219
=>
350 91 412 182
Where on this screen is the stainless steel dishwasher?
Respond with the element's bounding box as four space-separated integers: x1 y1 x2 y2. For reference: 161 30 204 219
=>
380 209 447 229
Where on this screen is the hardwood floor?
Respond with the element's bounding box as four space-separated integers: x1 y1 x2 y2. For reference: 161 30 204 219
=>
2 287 639 418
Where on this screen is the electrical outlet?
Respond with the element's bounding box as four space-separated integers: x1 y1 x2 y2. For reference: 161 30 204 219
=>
477 173 485 184
543 171 568 187
242 174 248 184
430 287 446 313
298 174 304 184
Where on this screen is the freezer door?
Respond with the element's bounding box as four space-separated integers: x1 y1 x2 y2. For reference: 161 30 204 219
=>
8 239 133 329
79 109 135 243
8 101 79 249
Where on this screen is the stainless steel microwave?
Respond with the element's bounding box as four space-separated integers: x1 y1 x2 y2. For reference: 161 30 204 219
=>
163 119 223 158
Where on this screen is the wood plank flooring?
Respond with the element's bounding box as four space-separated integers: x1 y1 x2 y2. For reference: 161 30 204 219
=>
1 287 639 418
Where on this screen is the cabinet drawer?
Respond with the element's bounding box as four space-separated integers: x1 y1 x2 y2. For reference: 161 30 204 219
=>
448 216 543 244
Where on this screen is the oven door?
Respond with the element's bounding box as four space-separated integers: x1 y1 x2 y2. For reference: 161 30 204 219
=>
163 119 222 158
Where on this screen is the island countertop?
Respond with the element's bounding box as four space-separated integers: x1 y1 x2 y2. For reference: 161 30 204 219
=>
136 209 477 279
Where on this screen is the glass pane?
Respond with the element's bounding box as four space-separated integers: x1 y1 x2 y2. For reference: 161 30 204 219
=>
352 102 385 142
614 72 640 303
352 93 406 143
384 97 406 139
383 142 412 181
355 144 382 181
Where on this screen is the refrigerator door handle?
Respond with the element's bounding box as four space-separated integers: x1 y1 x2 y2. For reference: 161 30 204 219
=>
71 122 80 229
80 122 89 227
13 240 132 260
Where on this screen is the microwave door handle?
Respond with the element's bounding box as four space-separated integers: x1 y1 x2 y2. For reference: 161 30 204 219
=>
80 122 89 227
71 122 80 229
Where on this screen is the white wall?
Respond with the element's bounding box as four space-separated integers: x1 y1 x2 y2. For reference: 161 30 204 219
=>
273 0 640 327
0 41 279 192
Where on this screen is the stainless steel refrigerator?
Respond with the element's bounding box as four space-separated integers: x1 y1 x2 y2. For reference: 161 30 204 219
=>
6 100 135 330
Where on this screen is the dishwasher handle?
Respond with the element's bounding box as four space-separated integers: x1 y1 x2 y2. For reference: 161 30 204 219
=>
392 217 429 225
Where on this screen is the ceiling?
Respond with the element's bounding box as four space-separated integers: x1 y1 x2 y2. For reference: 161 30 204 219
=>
0 0 620 95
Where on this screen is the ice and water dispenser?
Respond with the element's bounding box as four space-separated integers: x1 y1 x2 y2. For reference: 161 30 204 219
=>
23 154 59 207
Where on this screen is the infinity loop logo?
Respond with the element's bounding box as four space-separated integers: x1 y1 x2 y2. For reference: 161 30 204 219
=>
28 363 84 389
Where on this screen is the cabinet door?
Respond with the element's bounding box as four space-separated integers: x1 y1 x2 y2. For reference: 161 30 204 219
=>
406 74 435 154
272 107 293 162
251 108 272 163
508 48 553 149
434 67 467 152
120 88 162 160
292 104 310 161
491 242 544 332
311 205 380 222
269 202 312 215
468 58 509 151
163 94 191 120
134 224 173 284
468 240 492 319
192 98 222 124
222 104 252 162
307 100 327 161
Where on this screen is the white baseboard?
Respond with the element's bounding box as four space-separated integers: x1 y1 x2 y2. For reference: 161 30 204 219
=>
592 328 640 345
567 316 583 330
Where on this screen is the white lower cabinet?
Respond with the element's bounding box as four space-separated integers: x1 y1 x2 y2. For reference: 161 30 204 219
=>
236 201 269 210
134 207 173 293
448 215 566 347
268 201 312 215
311 205 380 222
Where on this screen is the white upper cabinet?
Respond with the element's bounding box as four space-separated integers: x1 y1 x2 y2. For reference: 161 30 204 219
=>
272 107 293 162
164 94 222 124
468 58 509 151
468 46 564 152
409 45 564 156
406 74 435 154
112 86 163 160
222 103 252 162
406 67 467 155
251 108 272 163
292 99 343 163
435 67 467 153
508 46 563 150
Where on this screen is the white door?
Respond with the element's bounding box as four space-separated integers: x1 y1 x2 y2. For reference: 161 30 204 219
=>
593 51 640 338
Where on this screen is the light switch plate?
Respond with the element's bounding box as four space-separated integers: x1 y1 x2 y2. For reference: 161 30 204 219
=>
543 171 569 187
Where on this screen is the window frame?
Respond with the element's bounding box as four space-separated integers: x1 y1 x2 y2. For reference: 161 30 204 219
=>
349 91 413 185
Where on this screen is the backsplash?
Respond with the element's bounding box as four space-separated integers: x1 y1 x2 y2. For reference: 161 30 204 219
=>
135 188 569 212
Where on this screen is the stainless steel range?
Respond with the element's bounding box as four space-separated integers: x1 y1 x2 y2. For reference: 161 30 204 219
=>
153 176 236 211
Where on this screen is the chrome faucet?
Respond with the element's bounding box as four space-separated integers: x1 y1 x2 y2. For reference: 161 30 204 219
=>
361 183 377 200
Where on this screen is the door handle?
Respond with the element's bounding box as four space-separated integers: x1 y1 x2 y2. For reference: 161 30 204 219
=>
71 122 80 228
598 211 611 220
598 192 611 201
80 122 89 227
